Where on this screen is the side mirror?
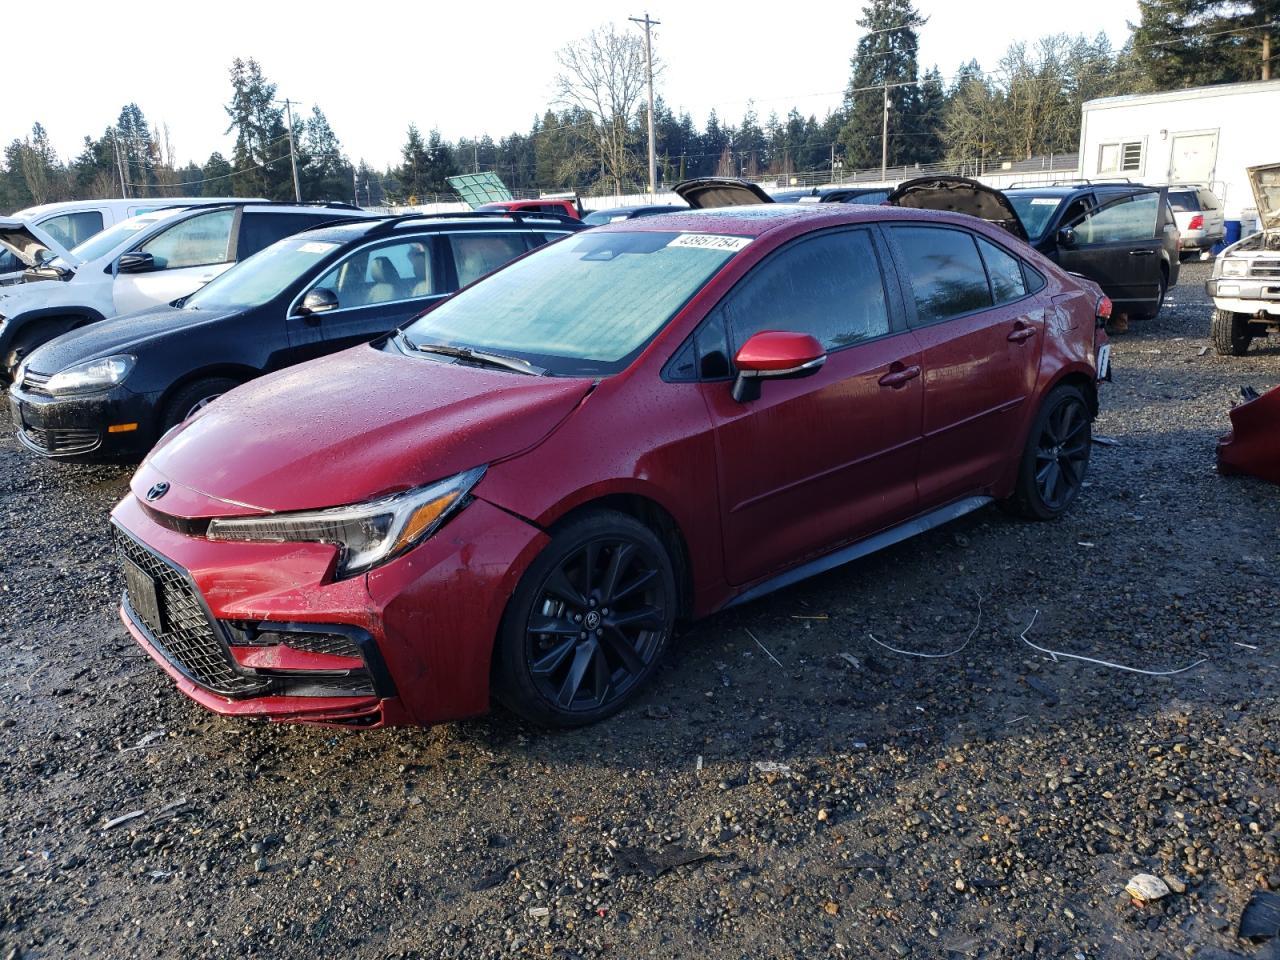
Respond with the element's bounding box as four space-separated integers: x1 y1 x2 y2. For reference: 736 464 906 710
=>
731 330 826 403
297 287 339 318
1057 227 1077 248
117 251 156 274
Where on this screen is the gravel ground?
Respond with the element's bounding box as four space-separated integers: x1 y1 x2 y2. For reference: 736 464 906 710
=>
1 260 1278 960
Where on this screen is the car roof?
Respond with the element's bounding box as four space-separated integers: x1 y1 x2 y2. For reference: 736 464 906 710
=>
298 212 580 243
1004 183 1152 197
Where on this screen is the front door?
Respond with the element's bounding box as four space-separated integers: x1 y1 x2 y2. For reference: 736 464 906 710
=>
286 236 451 363
113 208 236 315
702 227 923 587
887 224 1046 506
1054 190 1164 313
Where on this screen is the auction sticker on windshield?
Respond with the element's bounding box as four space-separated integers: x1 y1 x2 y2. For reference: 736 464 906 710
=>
668 234 752 252
298 241 339 254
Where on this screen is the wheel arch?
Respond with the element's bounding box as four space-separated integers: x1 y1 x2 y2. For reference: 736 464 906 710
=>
156 363 261 420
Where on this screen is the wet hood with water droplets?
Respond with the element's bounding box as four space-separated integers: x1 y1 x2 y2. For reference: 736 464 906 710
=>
141 341 594 516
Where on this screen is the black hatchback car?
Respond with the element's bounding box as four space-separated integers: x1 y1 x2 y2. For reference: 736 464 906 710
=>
9 212 581 462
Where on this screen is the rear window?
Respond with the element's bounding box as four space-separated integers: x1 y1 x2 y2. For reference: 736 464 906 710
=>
1198 190 1221 211
1168 190 1200 213
39 210 103 249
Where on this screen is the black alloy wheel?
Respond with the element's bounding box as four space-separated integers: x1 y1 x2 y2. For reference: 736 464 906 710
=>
1004 383 1092 520
495 510 676 726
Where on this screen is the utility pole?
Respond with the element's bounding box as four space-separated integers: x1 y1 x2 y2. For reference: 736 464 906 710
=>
280 98 302 202
630 12 661 201
353 166 359 206
112 129 129 199
1264 30 1272 81
881 83 890 182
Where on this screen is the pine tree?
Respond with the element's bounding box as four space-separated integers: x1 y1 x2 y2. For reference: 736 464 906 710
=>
837 0 927 171
301 107 351 202
224 57 293 199
1130 0 1278 90
200 153 234 197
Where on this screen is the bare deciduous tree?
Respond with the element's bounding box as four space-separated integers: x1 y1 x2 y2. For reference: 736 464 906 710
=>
554 24 656 194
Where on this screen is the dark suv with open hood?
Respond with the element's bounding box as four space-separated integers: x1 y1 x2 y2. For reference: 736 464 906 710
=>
676 176 1180 321
9 212 580 462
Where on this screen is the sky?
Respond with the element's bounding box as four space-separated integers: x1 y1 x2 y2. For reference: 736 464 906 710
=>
8 0 1140 171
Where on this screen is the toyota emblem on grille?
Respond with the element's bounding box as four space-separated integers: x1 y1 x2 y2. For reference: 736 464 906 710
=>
145 482 170 502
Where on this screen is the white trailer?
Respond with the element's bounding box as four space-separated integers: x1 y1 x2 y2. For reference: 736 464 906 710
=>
1079 79 1280 228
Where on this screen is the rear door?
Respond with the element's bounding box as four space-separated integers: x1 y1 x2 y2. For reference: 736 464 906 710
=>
886 223 1045 506
1053 189 1163 312
285 235 451 362
699 226 923 586
112 208 236 315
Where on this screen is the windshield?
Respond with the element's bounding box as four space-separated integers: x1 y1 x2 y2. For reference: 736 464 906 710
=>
185 236 342 310
1006 195 1064 241
402 230 746 376
68 213 169 263
1167 190 1199 212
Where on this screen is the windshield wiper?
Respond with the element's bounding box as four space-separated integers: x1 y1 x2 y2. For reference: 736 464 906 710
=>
402 337 546 376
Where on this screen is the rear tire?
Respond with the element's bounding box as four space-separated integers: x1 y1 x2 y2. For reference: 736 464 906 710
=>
1211 308 1252 356
160 377 240 433
493 509 676 727
1003 384 1093 521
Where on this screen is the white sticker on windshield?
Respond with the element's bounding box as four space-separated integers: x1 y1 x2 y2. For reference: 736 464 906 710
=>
668 233 752 252
1029 198 1059 206
298 241 339 254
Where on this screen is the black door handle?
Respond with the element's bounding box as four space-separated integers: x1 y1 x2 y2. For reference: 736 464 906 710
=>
1129 250 1155 256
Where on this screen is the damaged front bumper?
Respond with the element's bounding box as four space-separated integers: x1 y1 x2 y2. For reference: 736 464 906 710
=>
1217 384 1280 485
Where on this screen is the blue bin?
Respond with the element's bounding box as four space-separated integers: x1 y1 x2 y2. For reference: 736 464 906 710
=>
1212 220 1241 255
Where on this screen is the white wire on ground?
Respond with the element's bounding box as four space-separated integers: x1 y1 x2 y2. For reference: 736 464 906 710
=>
867 591 984 659
1017 610 1208 676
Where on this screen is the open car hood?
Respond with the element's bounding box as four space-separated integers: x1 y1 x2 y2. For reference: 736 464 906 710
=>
673 178 774 209
0 217 74 269
885 176 1029 242
1248 163 1280 228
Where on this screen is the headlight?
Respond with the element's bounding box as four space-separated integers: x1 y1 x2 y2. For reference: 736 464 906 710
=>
45 354 135 395
1219 259 1248 277
206 466 486 578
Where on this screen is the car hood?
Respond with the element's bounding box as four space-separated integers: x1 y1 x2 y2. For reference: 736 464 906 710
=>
21 305 240 375
674 178 775 208
1248 162 1280 228
0 217 74 269
140 342 595 515
885 176 1029 242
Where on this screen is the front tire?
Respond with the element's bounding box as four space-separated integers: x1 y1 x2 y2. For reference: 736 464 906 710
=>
160 377 241 433
493 510 676 727
1211 308 1252 356
1003 384 1093 521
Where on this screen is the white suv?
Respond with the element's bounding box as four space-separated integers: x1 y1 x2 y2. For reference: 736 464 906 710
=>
0 197 244 284
1206 164 1279 355
1167 185 1225 259
0 201 366 379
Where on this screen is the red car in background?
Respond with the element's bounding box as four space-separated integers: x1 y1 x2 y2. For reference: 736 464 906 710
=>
111 203 1110 729
477 198 583 219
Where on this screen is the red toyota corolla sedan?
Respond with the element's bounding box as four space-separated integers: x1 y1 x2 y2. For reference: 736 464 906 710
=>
110 204 1110 728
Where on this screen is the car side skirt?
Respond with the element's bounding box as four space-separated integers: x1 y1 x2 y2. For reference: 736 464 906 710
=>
722 495 993 610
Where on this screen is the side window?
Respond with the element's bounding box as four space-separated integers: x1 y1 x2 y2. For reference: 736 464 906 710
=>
0 249 22 273
1059 196 1092 225
976 237 1027 304
890 225 993 325
529 231 570 248
310 238 442 309
237 213 328 260
717 229 891 355
39 211 103 249
449 232 530 287
139 209 234 269
1070 193 1159 244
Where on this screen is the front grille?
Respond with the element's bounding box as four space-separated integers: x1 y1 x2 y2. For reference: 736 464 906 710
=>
19 425 100 456
21 369 52 396
1249 259 1280 278
114 527 270 697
